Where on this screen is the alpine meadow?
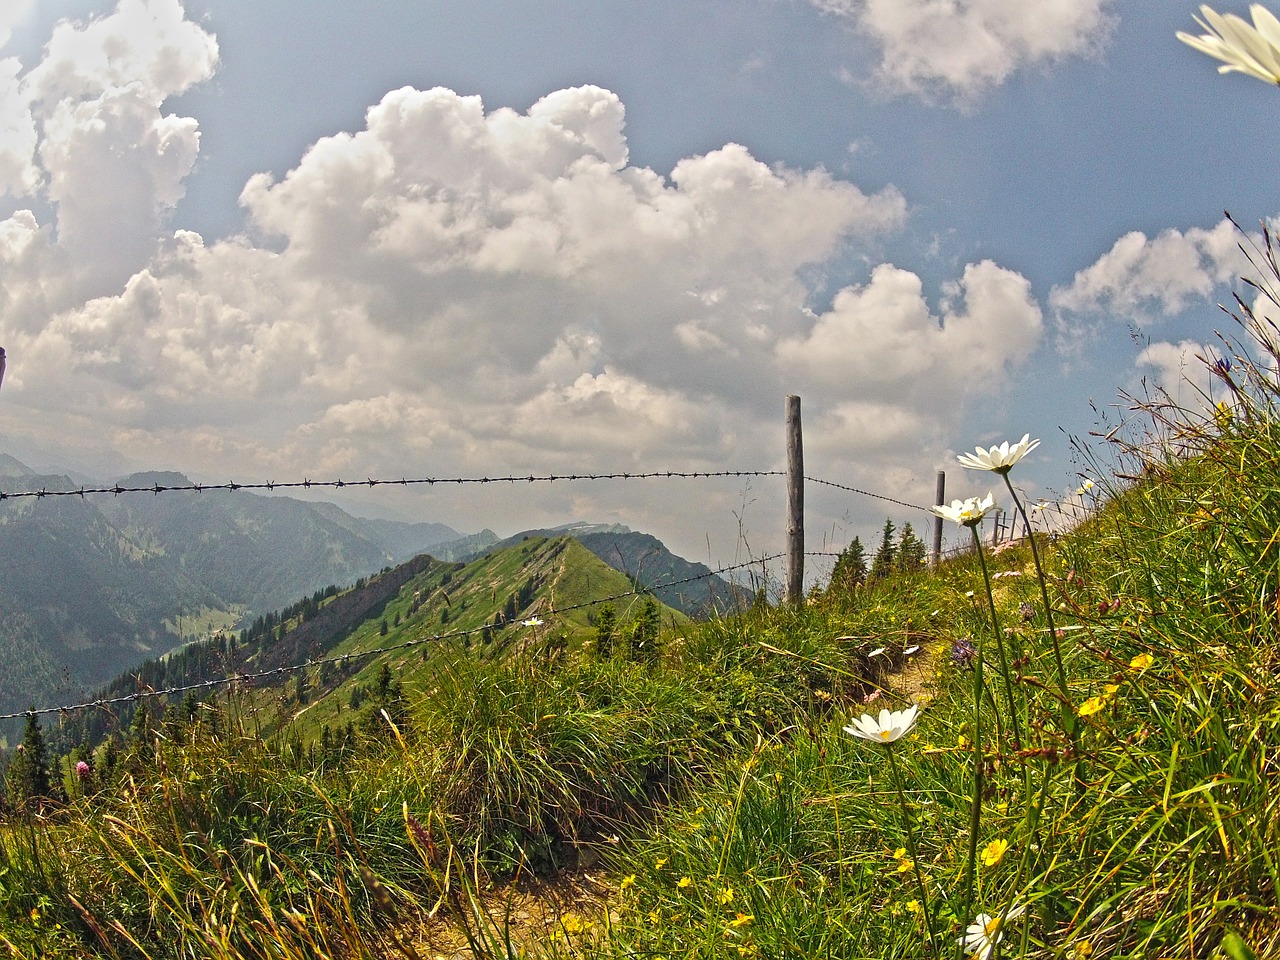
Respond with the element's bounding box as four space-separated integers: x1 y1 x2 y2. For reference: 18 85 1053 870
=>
5 2 1280 959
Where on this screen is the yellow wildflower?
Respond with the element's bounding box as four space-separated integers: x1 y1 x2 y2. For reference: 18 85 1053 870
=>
729 912 754 928
981 838 1009 868
561 914 586 934
718 886 735 905
896 858 914 874
648 908 661 925
619 874 636 891
906 899 923 914
655 857 668 870
1129 653 1153 671
1077 695 1108 717
893 847 907 859
1072 941 1094 959
678 876 693 889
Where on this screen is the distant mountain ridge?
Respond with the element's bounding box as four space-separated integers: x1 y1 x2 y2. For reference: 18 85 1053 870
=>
0 454 737 725
0 456 464 724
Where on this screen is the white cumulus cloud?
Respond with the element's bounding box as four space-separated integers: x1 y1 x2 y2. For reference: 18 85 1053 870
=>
778 259 1042 403
813 0 1115 102
1134 338 1228 412
0 0 217 302
1049 219 1255 352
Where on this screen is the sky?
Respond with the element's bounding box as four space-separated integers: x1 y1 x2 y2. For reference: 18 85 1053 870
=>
0 0 1276 580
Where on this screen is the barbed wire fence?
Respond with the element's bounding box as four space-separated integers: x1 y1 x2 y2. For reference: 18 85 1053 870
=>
0 397 1039 723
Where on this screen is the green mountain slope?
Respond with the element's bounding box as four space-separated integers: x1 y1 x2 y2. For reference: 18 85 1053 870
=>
94 471 459 615
0 476 225 728
270 535 686 742
83 536 688 748
483 524 745 617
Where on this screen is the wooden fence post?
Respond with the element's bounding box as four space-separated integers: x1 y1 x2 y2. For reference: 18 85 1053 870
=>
931 470 945 568
785 395 803 605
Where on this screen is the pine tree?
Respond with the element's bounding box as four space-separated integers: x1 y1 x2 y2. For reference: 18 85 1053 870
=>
896 522 927 573
129 700 152 750
868 518 897 581
830 535 868 592
6 711 53 812
595 604 617 660
629 598 662 662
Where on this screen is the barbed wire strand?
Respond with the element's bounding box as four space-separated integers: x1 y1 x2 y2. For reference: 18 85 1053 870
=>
0 553 785 722
0 470 934 513
804 476 932 513
0 470 783 501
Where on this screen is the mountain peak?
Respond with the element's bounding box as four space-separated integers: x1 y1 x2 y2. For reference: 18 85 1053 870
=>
0 453 35 478
114 470 195 487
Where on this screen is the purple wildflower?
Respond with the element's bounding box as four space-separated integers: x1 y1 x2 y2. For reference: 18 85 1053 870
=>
950 636 977 669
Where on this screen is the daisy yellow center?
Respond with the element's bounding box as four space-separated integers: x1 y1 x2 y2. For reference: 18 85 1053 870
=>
985 917 1003 937
879 729 893 740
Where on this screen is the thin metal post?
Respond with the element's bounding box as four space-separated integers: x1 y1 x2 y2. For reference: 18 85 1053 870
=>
930 470 945 568
785 395 803 605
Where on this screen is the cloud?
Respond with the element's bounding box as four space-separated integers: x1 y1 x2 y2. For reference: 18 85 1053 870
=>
0 1 33 50
1049 219 1253 336
778 259 1042 412
0 56 38 196
1134 338 1224 411
813 0 1115 102
0 0 217 300
0 2 1050 561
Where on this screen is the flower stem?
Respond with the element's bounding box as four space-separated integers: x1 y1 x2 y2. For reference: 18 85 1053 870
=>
1000 473 1078 751
971 525 1022 750
961 525 987 957
886 745 939 954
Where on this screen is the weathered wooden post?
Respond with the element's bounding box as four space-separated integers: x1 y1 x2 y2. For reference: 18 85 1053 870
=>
930 469 945 568
785 395 803 605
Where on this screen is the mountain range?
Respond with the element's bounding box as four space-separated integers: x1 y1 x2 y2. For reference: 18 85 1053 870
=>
0 456 740 727
0 458 462 722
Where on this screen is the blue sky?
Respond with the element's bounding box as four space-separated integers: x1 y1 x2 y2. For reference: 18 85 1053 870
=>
0 0 1275 574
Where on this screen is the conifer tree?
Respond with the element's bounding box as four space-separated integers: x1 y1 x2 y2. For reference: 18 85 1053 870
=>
595 604 617 660
869 518 897 581
896 522 927 573
129 700 152 750
6 711 53 812
830 535 868 591
629 598 662 662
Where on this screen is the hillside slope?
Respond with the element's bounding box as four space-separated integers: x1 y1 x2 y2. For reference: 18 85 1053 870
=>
76 535 687 748
0 476 225 725
484 524 744 617
0 459 464 722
